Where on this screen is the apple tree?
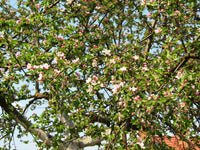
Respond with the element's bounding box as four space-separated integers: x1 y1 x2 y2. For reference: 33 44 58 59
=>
0 0 200 149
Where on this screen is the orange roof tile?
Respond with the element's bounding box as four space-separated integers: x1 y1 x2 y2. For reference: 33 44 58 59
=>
136 131 200 150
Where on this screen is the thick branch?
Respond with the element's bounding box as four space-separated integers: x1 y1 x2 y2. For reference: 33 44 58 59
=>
58 112 75 140
0 93 66 149
22 92 49 115
78 128 111 148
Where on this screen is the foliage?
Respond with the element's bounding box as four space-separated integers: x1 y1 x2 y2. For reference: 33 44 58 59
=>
0 0 200 149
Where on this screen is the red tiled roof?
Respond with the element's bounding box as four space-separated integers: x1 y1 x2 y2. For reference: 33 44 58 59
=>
137 131 200 150
153 136 200 150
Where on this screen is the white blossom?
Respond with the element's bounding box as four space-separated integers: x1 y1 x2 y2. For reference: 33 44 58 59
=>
66 0 72 5
38 72 43 81
119 66 127 72
129 86 137 92
110 59 116 64
74 58 80 63
133 55 139 60
102 49 111 55
27 63 32 70
86 77 92 84
86 85 93 93
43 63 50 70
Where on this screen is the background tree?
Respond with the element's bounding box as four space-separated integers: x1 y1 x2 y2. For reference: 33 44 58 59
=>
0 0 200 149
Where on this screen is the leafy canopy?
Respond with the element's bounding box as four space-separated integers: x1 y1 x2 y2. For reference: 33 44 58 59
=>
0 0 200 149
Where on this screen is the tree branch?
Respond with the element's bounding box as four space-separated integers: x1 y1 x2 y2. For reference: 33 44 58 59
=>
22 92 49 115
58 112 75 140
0 92 66 149
144 19 157 54
78 128 111 148
154 53 200 93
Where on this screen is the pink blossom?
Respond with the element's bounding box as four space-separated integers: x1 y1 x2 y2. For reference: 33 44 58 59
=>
176 71 183 79
33 65 39 69
192 85 195 89
174 10 181 16
118 112 122 121
119 66 127 72
35 4 40 9
54 57 58 64
92 59 97 67
86 85 93 93
110 75 116 84
38 72 43 81
27 63 32 70
91 80 97 85
119 82 125 87
43 63 50 70
142 66 149 71
16 20 21 24
54 69 60 74
141 0 146 5
57 52 65 59
154 28 162 34
39 65 44 69
26 18 30 23
137 137 145 149
112 84 120 94
93 75 98 80
133 55 139 60
179 102 185 108
15 54 21 58
163 92 168 96
134 96 140 101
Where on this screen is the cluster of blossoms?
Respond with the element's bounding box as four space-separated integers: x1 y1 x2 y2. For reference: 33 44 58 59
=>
142 62 149 71
86 75 100 85
112 82 126 94
102 49 111 56
27 63 50 70
86 76 101 94
133 55 139 60
154 28 162 34
54 52 67 64
176 70 184 79
118 97 127 108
